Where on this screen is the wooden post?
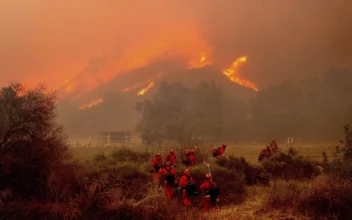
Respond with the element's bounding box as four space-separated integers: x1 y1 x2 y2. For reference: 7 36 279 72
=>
188 132 192 148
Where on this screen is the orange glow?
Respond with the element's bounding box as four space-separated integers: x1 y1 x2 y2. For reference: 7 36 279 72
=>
16 25 258 98
80 98 104 110
50 26 213 97
222 56 258 92
137 81 155 96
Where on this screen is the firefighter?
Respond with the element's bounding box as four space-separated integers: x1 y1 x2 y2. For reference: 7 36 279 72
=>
151 152 163 185
211 148 218 157
165 148 177 166
258 145 273 162
217 143 227 156
200 173 219 212
194 143 199 150
189 149 196 166
270 138 278 153
266 145 273 155
179 169 195 206
182 149 192 167
158 161 177 200
212 143 227 157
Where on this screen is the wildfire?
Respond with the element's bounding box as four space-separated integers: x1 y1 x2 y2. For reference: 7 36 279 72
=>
80 98 104 110
22 25 259 100
54 26 213 97
188 52 212 69
121 72 165 93
222 56 258 92
137 81 155 96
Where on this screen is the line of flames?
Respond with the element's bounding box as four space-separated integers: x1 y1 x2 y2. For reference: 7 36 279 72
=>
79 98 104 110
79 54 258 110
121 72 165 93
137 81 155 96
222 56 258 92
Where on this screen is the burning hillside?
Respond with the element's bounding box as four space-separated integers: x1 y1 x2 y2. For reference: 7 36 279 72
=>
47 26 258 109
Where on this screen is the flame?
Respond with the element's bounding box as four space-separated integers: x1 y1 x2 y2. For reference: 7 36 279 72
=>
188 52 212 69
19 25 259 98
121 72 165 93
222 56 258 92
80 98 104 110
53 26 213 97
137 81 155 96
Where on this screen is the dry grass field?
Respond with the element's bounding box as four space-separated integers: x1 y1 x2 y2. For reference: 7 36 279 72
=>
70 140 335 164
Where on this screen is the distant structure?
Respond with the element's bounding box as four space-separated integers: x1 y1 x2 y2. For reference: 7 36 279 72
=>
287 137 294 145
97 131 141 144
287 136 300 146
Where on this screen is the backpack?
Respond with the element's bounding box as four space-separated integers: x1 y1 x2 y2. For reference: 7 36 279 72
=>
212 149 220 157
208 182 220 203
154 161 161 172
183 155 191 166
185 176 196 195
165 171 175 184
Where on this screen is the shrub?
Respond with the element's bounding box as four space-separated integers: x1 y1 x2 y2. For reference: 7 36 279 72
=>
189 164 246 204
215 156 269 185
262 180 303 209
94 152 107 161
261 151 320 180
298 177 352 219
110 148 151 164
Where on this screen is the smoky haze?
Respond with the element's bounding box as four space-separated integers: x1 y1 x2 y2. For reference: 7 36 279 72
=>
1 1 351 137
1 1 351 87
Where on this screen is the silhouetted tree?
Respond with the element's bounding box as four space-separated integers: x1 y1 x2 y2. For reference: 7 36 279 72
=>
0 83 68 199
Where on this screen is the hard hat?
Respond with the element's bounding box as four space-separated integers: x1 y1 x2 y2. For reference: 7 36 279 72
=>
170 148 174 153
184 169 190 175
205 173 212 179
156 152 161 156
165 161 171 166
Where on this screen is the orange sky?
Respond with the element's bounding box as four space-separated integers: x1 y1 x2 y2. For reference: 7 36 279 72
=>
0 1 351 93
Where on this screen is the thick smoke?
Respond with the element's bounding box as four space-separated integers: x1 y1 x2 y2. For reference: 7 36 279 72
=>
1 1 351 135
0 1 351 87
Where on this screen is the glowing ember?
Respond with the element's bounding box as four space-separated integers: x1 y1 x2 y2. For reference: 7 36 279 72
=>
137 81 155 96
80 98 104 110
222 56 258 92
